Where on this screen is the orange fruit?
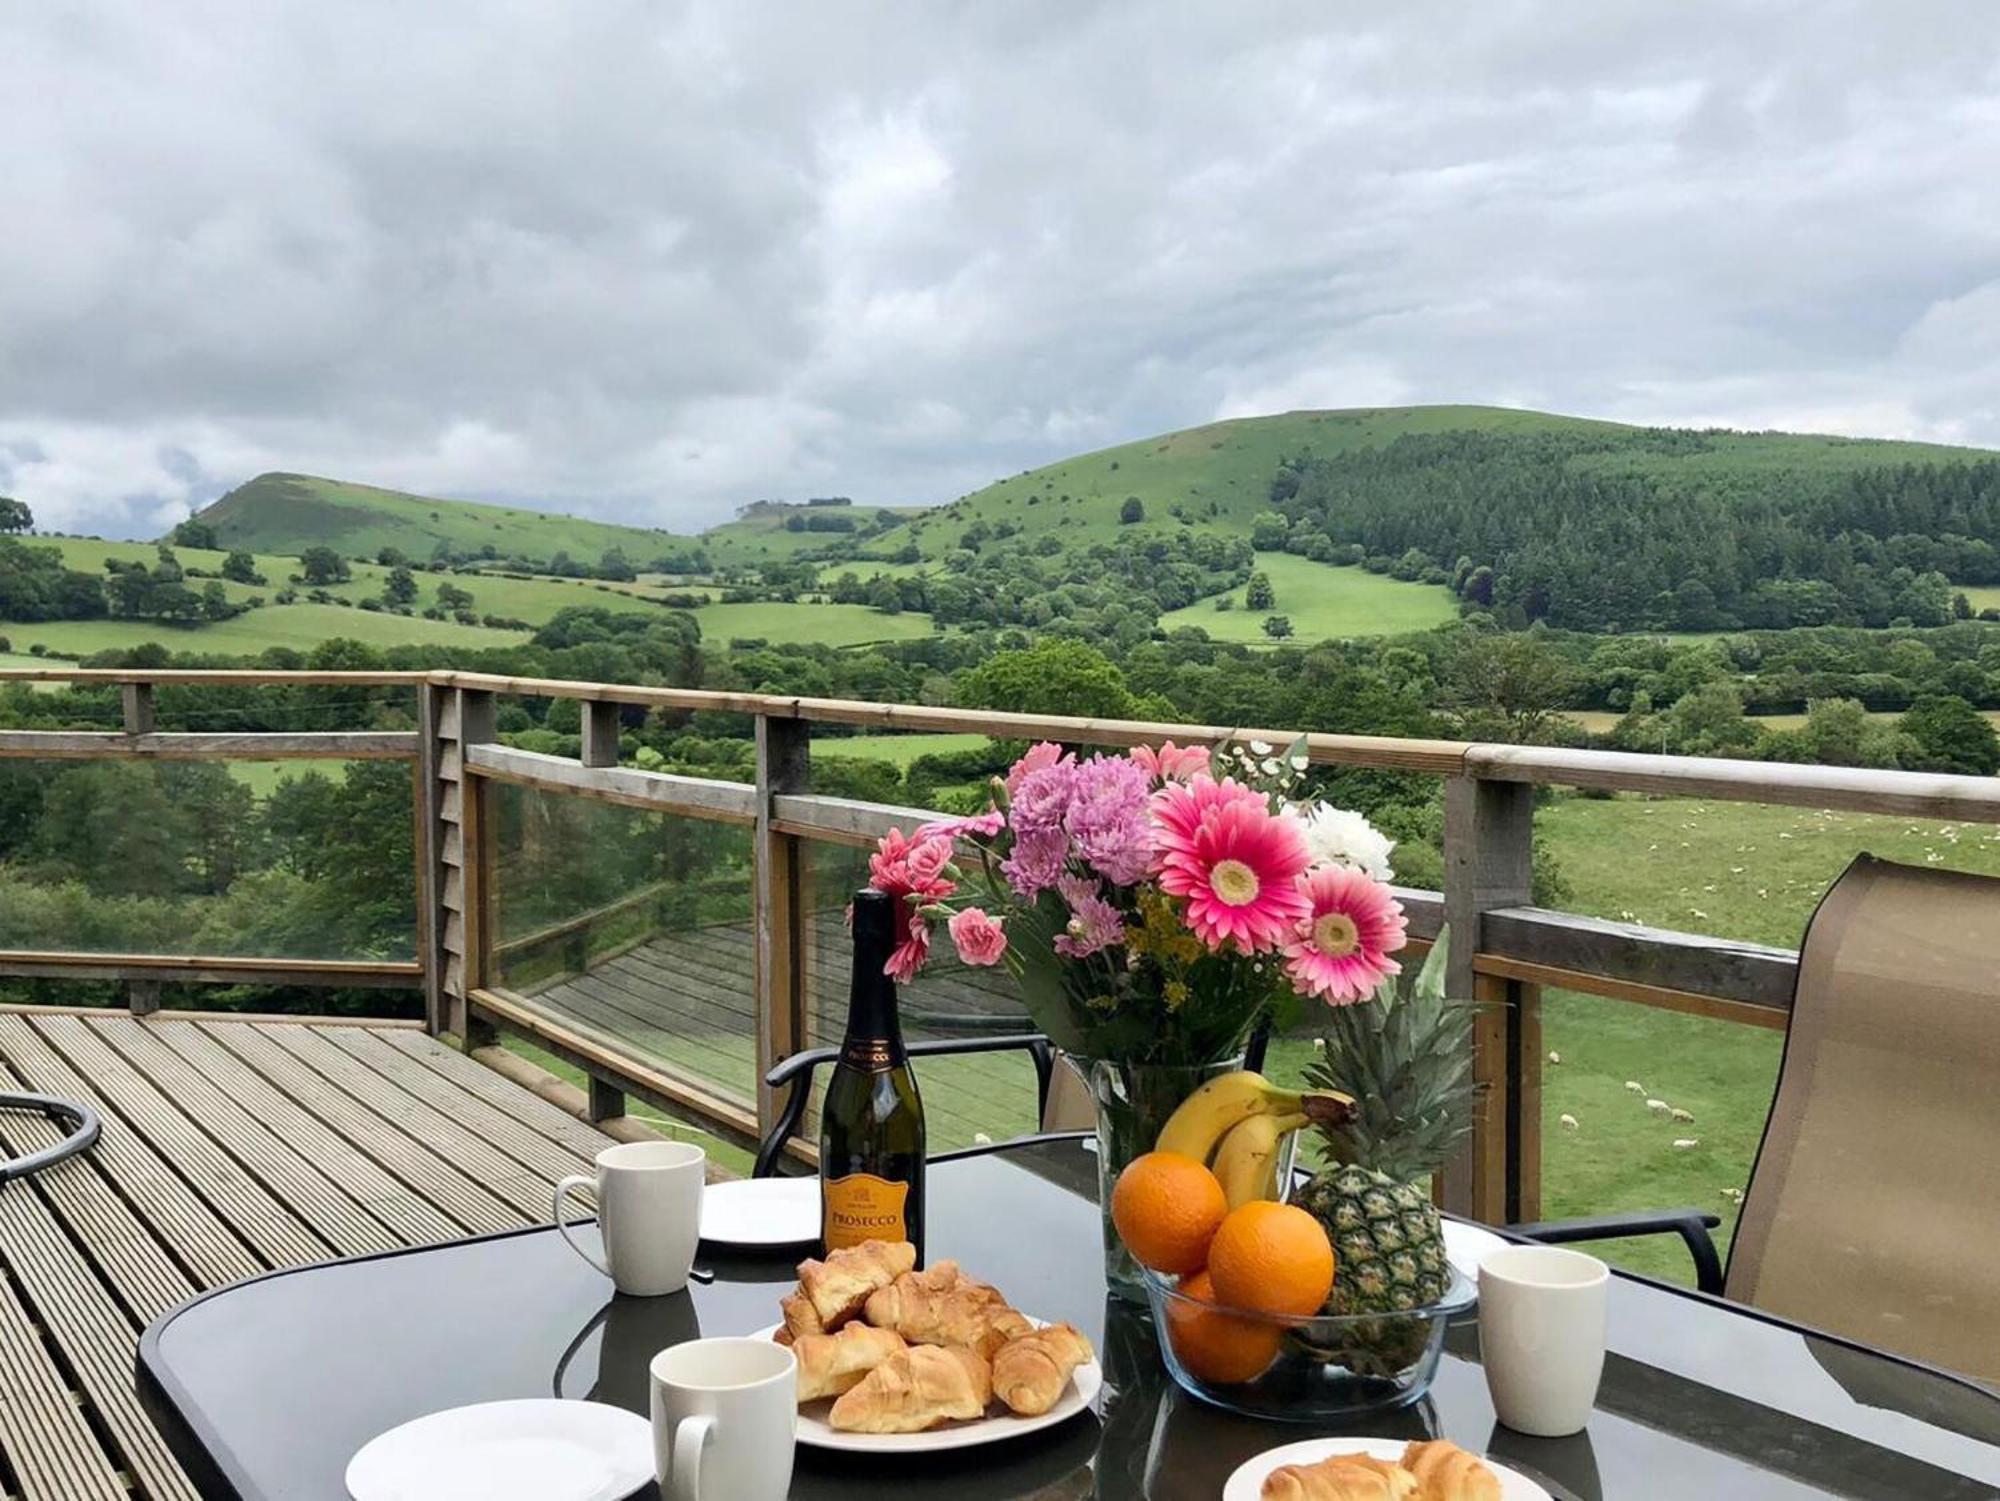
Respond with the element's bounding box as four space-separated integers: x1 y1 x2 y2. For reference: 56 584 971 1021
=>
1206 1200 1335 1317
1109 1151 1228 1274
1164 1269 1283 1385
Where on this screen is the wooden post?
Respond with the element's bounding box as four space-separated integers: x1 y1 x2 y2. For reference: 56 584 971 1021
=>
442 688 498 1043
1440 775 1538 1223
128 978 161 1016
753 716 811 1135
121 683 155 735
589 1074 627 1124
580 700 621 769
415 684 446 1035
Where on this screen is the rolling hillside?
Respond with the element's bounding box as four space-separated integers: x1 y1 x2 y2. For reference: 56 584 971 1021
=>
867 404 1992 562
192 473 688 565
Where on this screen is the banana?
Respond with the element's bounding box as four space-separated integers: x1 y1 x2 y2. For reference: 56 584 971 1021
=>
1154 1070 1355 1163
1211 1110 1308 1208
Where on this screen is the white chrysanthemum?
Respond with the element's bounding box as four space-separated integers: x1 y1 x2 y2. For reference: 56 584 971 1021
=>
1293 805 1395 882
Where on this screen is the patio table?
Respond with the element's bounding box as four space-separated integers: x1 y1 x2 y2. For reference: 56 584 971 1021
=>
139 1135 2000 1500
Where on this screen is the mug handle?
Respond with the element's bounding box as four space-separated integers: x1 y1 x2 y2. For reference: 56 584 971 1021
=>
669 1413 714 1501
552 1174 611 1278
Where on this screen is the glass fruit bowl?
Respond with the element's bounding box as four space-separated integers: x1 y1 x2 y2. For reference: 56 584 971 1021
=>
1140 1265 1475 1420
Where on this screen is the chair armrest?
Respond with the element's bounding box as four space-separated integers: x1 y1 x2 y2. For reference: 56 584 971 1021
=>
1507 1208 1724 1295
754 1034 1052 1178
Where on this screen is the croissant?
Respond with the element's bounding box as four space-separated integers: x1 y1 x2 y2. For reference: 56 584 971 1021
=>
863 1263 1010 1349
828 1344 993 1433
793 1322 908 1402
991 1323 1093 1416
778 1291 822 1345
1399 1442 1500 1501
795 1239 917 1329
1261 1455 1419 1501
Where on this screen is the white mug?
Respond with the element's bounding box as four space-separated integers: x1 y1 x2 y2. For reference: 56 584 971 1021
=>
650 1337 797 1501
553 1140 704 1297
1478 1244 1610 1437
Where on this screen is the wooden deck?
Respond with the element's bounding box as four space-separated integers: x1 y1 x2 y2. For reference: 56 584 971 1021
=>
511 917 1047 1148
0 1007 621 1501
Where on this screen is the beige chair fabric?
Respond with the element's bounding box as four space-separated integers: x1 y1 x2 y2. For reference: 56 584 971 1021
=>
1727 854 2000 1381
1040 1052 1095 1133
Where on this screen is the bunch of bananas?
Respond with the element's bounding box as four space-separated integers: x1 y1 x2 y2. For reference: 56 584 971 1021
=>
1156 1070 1355 1208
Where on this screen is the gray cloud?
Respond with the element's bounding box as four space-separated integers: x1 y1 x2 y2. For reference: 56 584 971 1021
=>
2 0 1997 537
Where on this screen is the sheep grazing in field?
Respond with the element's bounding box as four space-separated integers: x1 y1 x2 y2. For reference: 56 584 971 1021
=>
1559 1113 1579 1131
1669 1108 1695 1124
1672 1138 1701 1150
1646 1098 1671 1115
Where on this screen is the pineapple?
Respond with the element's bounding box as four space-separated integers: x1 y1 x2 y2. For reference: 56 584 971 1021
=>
1292 932 1477 1372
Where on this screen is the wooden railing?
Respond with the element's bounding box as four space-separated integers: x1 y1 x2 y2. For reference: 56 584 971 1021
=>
8 665 2000 1220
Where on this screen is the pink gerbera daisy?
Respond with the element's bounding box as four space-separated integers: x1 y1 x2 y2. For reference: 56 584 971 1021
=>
1156 798 1312 952
1150 773 1267 872
1130 740 1211 783
1283 864 1408 1003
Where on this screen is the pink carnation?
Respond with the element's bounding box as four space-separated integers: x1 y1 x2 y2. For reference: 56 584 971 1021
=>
869 829 956 905
885 910 932 984
918 808 1006 842
1005 741 1067 795
1130 741 1211 783
1282 864 1408 1002
947 907 1008 967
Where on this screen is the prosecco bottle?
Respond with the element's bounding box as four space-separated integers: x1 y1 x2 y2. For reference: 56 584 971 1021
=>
820 888 926 1257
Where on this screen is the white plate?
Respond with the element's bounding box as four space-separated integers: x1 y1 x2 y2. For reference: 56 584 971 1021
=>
701 1176 819 1247
345 1398 652 1501
1224 1436 1551 1501
1442 1219 1513 1281
751 1322 1101 1453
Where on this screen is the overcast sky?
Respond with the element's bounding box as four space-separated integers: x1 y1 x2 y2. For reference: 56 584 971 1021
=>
3 2 1997 539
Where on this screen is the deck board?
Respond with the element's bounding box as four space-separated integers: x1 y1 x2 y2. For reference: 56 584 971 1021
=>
0 1007 620 1501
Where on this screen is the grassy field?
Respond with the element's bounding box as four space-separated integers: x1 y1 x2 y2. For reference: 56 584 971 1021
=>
10 535 953 657
691 601 934 647
813 732 990 764
0 603 521 657
1159 552 1458 642
1567 706 2000 736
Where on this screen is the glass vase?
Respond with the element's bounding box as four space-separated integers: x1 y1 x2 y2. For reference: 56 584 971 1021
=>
1079 1054 1247 1303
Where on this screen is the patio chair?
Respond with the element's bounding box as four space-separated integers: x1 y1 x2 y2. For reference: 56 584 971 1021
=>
0 1092 101 1185
1512 853 2000 1381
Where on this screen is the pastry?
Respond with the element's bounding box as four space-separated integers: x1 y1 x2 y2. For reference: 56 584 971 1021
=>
991 1323 1094 1416
862 1262 1011 1349
1399 1441 1501 1501
778 1290 823 1345
1261 1454 1419 1500
795 1239 917 1329
827 1344 994 1433
793 1322 908 1402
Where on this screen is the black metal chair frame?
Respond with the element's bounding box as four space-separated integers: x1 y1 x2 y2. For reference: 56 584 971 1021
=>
753 1022 1272 1179
0 1092 102 1186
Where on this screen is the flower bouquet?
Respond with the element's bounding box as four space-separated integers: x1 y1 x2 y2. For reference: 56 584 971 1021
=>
868 737 1410 1294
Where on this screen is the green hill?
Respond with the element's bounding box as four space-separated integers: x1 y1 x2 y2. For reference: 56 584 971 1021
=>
867 405 1991 562
192 473 689 567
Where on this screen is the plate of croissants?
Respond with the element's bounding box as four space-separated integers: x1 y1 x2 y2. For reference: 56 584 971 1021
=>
758 1238 1101 1452
1225 1437 1550 1500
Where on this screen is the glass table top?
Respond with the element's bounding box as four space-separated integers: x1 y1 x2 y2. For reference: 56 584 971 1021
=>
140 1136 2000 1500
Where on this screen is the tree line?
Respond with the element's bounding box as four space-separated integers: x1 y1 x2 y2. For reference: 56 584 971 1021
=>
1260 429 2000 632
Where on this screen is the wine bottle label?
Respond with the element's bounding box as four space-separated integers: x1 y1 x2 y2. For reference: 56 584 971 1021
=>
822 1172 911 1249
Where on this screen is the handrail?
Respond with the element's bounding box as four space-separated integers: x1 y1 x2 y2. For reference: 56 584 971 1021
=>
5 665 1997 822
